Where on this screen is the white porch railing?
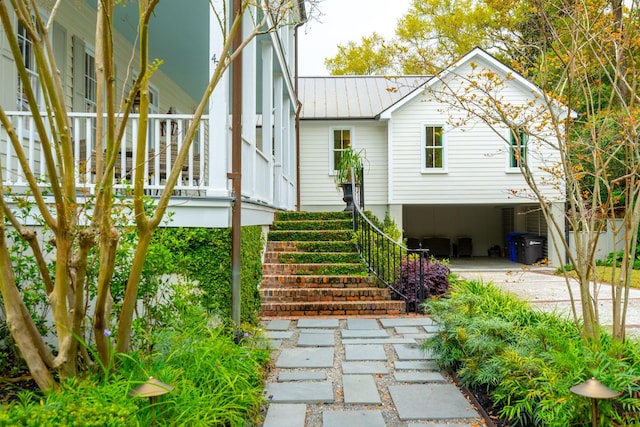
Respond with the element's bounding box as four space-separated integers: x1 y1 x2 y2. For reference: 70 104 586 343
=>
1 112 209 194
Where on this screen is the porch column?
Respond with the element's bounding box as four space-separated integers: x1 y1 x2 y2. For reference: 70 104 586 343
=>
273 73 284 208
261 39 274 205
242 11 256 200
547 201 565 267
207 0 231 200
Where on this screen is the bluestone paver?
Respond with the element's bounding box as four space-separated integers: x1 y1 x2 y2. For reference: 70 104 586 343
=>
394 343 434 360
264 319 291 331
343 375 381 404
408 424 473 427
322 410 386 427
266 381 333 403
389 384 480 420
278 370 326 381
394 371 447 383
403 333 430 341
345 344 386 360
263 403 306 427
297 328 334 334
298 332 335 347
341 329 389 338
265 331 293 339
380 318 435 327
341 338 415 345
276 347 334 368
342 361 388 374
395 326 420 334
395 360 439 371
347 318 380 329
297 319 339 328
424 325 443 333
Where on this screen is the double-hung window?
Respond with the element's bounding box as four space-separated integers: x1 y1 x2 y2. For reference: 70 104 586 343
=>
331 128 353 173
84 50 97 113
423 125 445 171
509 128 528 169
17 22 42 113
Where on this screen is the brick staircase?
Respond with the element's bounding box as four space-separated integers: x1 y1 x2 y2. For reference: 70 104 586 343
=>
260 211 406 316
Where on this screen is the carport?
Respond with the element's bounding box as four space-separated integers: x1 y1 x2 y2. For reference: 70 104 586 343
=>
401 204 549 263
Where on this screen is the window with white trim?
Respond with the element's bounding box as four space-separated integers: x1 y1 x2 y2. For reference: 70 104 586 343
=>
509 128 528 169
423 125 445 170
17 22 42 112
331 128 353 172
84 49 97 113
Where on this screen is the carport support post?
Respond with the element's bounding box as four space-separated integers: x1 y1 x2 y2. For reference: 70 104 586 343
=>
419 252 425 312
230 0 243 327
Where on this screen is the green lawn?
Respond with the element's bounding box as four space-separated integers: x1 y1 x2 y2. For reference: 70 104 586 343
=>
558 266 640 289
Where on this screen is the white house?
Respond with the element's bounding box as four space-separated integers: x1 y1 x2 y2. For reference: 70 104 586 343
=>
298 48 567 266
0 1 305 227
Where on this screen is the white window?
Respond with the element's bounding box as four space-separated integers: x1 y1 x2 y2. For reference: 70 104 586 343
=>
508 128 528 169
17 22 42 112
84 49 97 113
422 125 446 171
330 128 353 173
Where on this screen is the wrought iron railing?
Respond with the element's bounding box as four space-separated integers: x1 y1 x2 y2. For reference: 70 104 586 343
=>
347 174 430 313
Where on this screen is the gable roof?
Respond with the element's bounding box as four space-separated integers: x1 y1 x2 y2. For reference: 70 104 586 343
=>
378 47 545 119
298 76 431 120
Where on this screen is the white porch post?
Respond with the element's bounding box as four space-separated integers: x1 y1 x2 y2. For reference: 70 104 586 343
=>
207 1 230 200
242 11 256 199
288 106 296 209
261 40 274 205
548 201 566 267
273 73 284 208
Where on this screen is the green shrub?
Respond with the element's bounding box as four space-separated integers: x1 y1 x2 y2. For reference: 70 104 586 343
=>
153 226 264 325
0 287 270 426
424 279 640 426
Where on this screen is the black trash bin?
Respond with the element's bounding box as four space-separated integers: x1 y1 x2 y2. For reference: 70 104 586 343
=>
520 235 545 265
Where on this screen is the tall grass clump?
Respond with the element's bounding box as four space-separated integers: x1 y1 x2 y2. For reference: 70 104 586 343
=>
423 279 640 426
0 283 270 426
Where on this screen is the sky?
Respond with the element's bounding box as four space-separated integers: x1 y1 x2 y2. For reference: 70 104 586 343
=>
297 0 413 76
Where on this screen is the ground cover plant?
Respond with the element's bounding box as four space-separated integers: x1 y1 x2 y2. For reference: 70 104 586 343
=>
424 279 640 426
0 282 270 426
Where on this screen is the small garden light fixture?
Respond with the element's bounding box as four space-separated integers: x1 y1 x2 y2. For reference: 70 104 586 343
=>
130 377 174 420
570 377 618 427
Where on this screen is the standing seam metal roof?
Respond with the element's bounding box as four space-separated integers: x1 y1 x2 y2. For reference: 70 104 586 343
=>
298 76 431 120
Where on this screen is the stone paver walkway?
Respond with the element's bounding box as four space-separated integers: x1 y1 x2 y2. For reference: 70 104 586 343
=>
261 317 483 427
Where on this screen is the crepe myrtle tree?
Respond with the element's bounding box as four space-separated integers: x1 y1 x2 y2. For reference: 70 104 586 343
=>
428 0 640 344
0 0 308 391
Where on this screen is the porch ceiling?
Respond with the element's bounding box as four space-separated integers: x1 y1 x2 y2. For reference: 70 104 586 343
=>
87 1 209 102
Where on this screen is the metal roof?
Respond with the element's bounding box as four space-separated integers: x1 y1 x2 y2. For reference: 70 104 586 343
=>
298 76 431 120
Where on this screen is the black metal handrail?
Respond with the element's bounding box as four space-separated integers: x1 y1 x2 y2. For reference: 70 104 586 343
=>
347 172 430 313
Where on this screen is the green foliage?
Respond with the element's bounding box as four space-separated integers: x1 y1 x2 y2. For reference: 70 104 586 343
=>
153 226 264 325
0 285 270 426
334 147 365 185
268 230 353 242
424 279 640 426
275 211 351 221
597 250 640 270
325 33 396 75
296 241 356 253
301 264 369 276
279 252 361 264
270 219 352 231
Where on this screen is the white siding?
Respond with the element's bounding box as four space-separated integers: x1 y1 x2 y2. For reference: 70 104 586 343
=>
299 120 389 208
389 59 562 206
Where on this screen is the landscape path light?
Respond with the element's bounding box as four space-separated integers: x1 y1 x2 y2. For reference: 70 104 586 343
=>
129 376 174 421
570 377 619 427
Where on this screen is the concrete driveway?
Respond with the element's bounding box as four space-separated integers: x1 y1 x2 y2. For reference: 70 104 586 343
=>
454 268 640 340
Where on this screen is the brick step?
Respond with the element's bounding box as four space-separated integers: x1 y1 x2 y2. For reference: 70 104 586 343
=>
261 274 375 288
268 230 352 242
275 211 352 221
266 241 356 253
261 300 406 317
263 251 361 264
260 287 392 303
262 262 367 275
270 218 352 231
